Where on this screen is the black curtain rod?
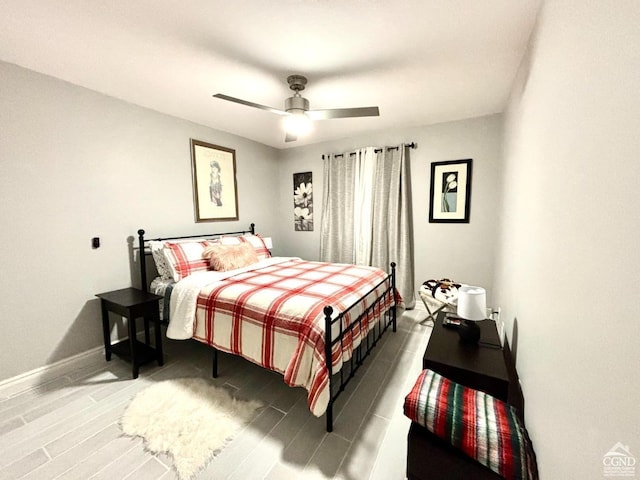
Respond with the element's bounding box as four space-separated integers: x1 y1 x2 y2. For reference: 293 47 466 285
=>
323 142 416 159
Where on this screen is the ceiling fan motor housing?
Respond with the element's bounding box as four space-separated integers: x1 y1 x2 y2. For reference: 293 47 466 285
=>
287 74 307 91
285 95 309 113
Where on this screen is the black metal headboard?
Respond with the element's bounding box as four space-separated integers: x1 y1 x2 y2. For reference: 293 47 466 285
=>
137 223 255 292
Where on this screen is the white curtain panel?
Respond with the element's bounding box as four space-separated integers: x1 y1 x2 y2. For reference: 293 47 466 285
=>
353 147 376 265
320 144 415 308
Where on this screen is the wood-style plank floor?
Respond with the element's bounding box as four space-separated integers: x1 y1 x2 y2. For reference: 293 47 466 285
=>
0 308 432 480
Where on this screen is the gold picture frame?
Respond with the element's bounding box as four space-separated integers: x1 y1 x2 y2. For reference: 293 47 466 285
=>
190 139 239 222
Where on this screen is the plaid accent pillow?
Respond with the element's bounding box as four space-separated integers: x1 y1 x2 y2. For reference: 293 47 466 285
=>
404 369 538 480
221 234 272 261
220 234 271 260
239 234 271 260
163 240 216 281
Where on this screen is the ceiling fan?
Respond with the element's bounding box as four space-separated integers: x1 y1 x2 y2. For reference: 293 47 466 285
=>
213 74 380 142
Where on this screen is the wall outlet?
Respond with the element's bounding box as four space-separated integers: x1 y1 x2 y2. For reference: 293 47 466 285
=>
488 306 504 345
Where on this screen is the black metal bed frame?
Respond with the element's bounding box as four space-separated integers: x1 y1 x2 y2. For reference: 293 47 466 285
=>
136 223 397 432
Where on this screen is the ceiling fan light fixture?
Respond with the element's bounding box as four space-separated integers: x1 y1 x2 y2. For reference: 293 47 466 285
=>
213 74 380 143
283 111 312 137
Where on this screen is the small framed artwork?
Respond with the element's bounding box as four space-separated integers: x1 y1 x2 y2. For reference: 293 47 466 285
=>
190 139 239 222
293 171 313 231
429 159 472 223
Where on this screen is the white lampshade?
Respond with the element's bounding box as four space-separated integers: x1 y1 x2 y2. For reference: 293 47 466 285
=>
457 286 487 321
283 112 312 137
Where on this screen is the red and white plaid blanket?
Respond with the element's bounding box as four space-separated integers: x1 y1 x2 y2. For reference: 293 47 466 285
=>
183 258 394 416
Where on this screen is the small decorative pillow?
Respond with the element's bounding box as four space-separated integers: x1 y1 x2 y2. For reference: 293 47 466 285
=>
149 241 172 280
203 242 259 272
163 240 215 281
404 369 538 480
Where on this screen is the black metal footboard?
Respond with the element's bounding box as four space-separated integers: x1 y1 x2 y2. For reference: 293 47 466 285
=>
323 262 397 432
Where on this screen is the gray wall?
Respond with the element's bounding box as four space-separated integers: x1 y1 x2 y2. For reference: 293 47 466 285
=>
276 115 504 307
0 58 504 383
496 1 640 477
0 61 280 381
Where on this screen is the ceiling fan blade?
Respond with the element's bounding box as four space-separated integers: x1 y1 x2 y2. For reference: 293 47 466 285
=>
213 94 288 116
307 106 380 120
285 133 298 143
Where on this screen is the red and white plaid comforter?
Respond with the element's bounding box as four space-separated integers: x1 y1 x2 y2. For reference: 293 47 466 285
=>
169 258 394 416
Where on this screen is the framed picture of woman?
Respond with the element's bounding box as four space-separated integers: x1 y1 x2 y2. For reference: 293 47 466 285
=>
190 139 239 222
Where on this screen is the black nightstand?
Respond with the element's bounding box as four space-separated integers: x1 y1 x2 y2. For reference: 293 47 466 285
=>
407 310 525 480
423 310 513 403
96 287 164 378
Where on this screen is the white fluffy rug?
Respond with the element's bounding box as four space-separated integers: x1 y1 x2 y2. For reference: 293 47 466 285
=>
121 377 262 479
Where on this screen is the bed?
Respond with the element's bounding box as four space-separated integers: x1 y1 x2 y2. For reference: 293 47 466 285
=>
137 224 397 431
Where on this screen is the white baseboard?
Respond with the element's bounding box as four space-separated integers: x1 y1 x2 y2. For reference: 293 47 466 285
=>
0 346 105 398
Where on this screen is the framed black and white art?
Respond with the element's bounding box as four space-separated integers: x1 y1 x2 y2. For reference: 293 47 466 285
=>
428 159 472 223
190 139 239 223
293 171 313 231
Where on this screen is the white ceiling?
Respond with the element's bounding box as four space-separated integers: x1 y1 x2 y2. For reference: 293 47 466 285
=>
0 0 540 149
